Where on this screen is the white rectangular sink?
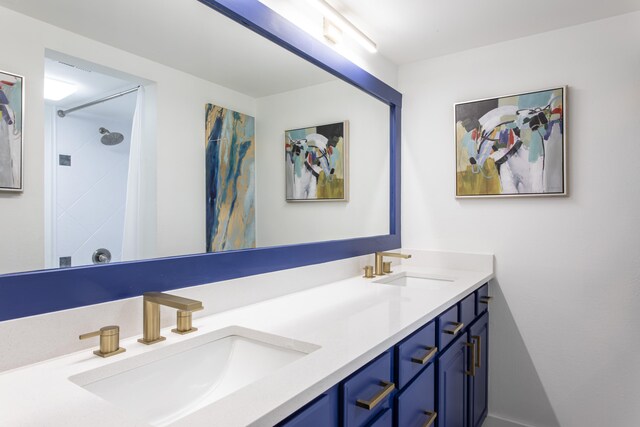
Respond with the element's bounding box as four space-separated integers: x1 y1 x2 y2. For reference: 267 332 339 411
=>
70 326 319 426
375 272 455 290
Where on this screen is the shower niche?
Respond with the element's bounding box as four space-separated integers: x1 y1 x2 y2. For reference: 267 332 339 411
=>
44 52 151 269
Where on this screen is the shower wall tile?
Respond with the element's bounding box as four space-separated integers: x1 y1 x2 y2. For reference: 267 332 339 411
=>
72 206 125 266
56 212 90 257
65 158 129 234
55 108 134 267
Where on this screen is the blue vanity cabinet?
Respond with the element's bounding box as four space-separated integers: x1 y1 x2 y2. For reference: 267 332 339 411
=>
476 284 491 314
459 293 476 329
341 350 395 427
276 283 491 427
468 312 489 427
396 363 437 427
437 305 463 350
437 284 491 427
395 320 437 389
367 407 393 427
277 386 338 427
437 332 470 427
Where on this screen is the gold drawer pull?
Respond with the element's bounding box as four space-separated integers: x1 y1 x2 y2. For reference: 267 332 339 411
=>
422 410 438 427
479 296 493 304
443 322 464 335
473 335 481 368
411 346 437 365
465 341 476 377
355 380 395 410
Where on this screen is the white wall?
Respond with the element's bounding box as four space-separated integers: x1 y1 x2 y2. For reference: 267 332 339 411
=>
255 79 390 247
399 12 640 427
0 5 256 274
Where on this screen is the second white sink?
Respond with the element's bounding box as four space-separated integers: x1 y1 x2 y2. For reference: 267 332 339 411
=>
375 272 455 290
70 326 318 426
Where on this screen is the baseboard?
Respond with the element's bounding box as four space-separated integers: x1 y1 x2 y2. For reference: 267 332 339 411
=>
483 414 536 427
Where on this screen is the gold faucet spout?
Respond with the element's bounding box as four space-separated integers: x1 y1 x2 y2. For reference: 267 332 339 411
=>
143 291 203 312
374 251 412 276
138 292 204 345
376 251 412 259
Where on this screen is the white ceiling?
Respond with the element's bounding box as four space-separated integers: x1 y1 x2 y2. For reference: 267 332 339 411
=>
44 57 137 121
323 0 640 64
0 0 335 97
5 0 640 90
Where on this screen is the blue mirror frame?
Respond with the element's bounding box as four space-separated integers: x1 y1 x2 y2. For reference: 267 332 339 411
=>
0 0 402 321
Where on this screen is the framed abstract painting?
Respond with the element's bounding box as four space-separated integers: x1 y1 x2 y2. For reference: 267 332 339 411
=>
0 70 24 192
455 87 566 198
285 120 348 202
205 104 256 252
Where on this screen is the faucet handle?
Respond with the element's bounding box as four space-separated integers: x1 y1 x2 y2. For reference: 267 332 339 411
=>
171 310 199 335
382 261 393 274
80 325 126 358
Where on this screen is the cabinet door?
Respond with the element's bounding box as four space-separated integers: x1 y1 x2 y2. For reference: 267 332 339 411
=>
396 320 436 389
366 407 392 427
342 351 394 427
438 333 469 427
468 312 489 427
278 386 338 427
396 363 437 427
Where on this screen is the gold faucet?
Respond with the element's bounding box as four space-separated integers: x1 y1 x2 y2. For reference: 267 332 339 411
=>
79 325 126 358
138 292 204 345
374 251 412 276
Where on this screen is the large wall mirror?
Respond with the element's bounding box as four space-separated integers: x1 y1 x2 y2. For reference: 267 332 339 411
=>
0 0 401 320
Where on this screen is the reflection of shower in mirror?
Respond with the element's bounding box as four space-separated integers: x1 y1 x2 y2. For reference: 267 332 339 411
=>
98 127 124 146
43 53 146 271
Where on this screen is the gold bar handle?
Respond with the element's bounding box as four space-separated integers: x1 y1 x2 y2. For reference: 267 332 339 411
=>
355 381 395 410
422 410 438 427
411 346 437 365
473 335 481 368
479 296 493 304
79 330 101 340
443 322 464 335
465 341 476 377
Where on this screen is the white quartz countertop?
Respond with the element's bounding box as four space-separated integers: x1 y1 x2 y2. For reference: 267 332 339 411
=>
0 261 493 427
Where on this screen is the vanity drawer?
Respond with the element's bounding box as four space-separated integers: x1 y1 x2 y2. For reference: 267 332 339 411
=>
438 305 462 349
476 283 491 313
395 321 436 389
278 387 337 427
366 407 392 427
396 363 436 427
342 350 394 427
460 292 476 328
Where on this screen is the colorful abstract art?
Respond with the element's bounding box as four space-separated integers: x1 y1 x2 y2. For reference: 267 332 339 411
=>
0 70 23 192
285 121 348 201
455 87 565 197
205 104 255 252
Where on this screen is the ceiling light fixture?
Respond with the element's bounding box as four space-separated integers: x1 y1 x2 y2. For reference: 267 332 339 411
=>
311 0 377 53
323 17 343 45
44 78 77 101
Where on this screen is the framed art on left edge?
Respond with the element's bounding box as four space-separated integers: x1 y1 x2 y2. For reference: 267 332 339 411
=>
0 69 24 192
455 86 566 198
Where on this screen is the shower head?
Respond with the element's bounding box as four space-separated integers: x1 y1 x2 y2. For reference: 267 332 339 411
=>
99 127 124 146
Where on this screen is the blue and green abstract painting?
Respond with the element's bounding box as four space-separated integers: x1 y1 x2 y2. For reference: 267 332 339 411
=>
205 104 255 251
455 87 565 197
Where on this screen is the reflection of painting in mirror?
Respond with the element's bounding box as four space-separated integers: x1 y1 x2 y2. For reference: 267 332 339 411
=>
205 104 256 252
455 87 565 197
0 70 23 191
285 121 348 201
